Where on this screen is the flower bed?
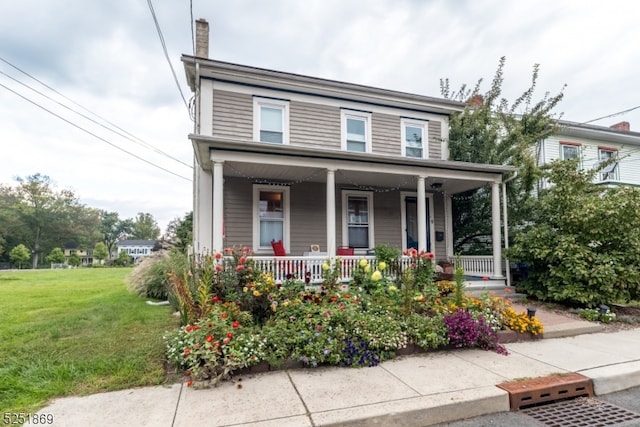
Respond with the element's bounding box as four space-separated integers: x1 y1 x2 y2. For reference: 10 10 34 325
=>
164 248 543 388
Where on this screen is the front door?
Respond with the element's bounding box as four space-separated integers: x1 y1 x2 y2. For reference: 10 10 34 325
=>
405 196 431 252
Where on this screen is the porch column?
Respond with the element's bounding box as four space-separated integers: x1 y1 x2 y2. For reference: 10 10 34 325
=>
212 160 224 253
491 181 503 278
194 166 213 253
417 176 427 252
326 168 336 257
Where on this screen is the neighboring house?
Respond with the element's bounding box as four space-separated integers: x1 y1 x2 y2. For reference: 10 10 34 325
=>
537 120 640 189
181 19 516 283
115 240 156 263
63 244 93 265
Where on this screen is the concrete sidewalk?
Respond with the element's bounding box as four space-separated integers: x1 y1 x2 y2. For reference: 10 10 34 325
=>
30 323 640 426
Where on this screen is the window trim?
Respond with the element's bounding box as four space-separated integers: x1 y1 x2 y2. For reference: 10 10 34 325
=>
560 141 581 163
401 118 428 159
252 184 291 253
341 109 372 153
341 190 374 251
253 97 290 144
598 147 619 181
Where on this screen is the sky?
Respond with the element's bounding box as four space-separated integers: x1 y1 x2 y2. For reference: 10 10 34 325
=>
1 0 639 234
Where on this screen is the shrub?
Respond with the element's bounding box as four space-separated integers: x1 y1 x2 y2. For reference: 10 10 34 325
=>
444 309 508 355
126 249 188 300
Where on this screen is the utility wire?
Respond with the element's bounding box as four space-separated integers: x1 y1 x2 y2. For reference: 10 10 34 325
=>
584 105 640 124
0 81 191 182
0 64 192 169
147 0 190 112
190 0 195 55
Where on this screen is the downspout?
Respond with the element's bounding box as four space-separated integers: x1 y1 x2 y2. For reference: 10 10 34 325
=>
190 61 201 255
502 170 518 287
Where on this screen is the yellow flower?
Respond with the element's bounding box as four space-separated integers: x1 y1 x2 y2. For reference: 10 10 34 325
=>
364 265 371 273
253 290 262 297
371 270 382 281
322 263 330 271
388 285 397 292
378 261 386 271
243 287 248 293
359 259 368 268
283 300 290 307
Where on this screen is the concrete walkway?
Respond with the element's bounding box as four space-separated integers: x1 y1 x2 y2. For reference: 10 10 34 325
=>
29 314 640 427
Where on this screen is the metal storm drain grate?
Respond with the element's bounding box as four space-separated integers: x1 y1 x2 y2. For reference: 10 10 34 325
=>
498 373 594 410
522 397 640 426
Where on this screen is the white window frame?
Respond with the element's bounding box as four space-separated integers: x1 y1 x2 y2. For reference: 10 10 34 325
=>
341 109 372 153
401 118 428 159
560 142 582 169
253 97 290 144
252 184 291 252
341 190 374 251
598 147 619 181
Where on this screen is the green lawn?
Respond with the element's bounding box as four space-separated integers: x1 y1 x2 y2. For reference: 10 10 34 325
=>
0 268 179 414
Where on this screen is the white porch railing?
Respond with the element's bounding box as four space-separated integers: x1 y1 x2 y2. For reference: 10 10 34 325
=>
250 255 499 283
449 255 506 277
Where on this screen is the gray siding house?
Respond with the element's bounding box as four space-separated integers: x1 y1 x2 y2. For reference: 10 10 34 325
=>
182 19 515 283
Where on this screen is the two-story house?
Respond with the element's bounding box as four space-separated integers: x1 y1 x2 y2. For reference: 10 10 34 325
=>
537 120 640 189
115 240 156 263
182 19 516 284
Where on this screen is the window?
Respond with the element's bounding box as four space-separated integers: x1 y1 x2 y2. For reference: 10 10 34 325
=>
402 119 427 158
341 110 371 153
342 191 374 249
560 143 580 160
599 148 619 181
253 97 289 144
253 185 290 251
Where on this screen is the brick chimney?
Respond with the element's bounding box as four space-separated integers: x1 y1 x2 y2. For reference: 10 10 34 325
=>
610 121 630 132
195 19 209 58
467 94 484 107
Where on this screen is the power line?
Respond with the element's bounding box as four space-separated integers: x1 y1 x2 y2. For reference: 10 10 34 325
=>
190 0 195 55
584 105 640 124
0 60 192 168
146 0 190 112
0 81 191 182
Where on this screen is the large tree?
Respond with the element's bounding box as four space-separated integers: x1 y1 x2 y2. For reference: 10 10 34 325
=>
99 211 133 256
131 212 160 240
6 174 100 268
440 57 565 253
165 211 192 252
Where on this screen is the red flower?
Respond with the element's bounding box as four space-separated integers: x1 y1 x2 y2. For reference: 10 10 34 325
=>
212 295 220 303
221 312 228 319
215 265 223 272
344 294 351 299
183 348 191 356
223 337 230 345
330 296 338 302
185 325 193 332
186 380 193 387
427 252 435 260
236 265 244 272
239 256 247 265
214 252 222 260
227 332 233 339
193 325 200 331
206 335 214 342
232 321 240 329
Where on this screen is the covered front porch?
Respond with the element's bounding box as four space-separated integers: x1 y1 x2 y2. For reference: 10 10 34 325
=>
191 137 516 283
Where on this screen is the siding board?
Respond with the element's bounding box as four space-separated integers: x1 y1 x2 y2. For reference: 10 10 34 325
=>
213 90 253 140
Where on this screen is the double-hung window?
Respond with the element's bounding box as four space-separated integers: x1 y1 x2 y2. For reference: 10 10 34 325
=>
598 147 619 181
402 119 427 159
560 142 580 161
342 191 374 249
341 110 371 153
253 185 290 251
253 97 289 144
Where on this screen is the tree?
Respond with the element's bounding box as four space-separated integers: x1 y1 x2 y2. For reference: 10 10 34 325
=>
10 244 31 269
440 57 565 253
93 242 109 264
113 250 132 267
46 247 65 264
508 159 640 306
165 212 192 253
131 212 160 240
68 252 81 267
99 211 133 256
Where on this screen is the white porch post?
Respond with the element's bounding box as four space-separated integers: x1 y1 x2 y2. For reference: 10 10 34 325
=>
326 169 336 257
212 160 224 253
417 176 427 252
194 167 213 253
491 181 503 278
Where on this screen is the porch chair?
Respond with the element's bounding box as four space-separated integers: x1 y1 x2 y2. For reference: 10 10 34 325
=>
336 246 355 256
271 239 293 280
271 239 287 256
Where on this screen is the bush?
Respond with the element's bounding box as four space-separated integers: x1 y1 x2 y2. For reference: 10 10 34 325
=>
126 249 188 300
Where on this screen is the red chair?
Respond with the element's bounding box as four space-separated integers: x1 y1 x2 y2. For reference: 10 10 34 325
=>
271 239 287 256
336 247 355 256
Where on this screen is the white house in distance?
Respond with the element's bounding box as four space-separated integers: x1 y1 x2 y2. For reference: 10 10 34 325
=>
115 240 156 263
537 120 640 188
180 19 516 284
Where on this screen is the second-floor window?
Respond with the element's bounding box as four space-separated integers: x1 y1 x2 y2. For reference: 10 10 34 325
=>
253 97 289 144
599 148 619 181
560 143 580 160
402 119 427 159
342 110 371 153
